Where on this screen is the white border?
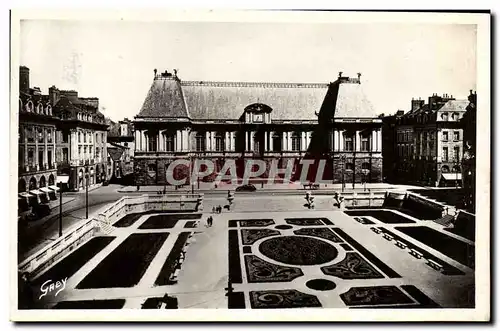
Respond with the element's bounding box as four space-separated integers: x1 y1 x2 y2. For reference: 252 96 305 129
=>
8 9 491 322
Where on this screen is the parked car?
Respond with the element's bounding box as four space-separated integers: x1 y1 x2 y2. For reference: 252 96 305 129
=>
102 180 110 186
235 184 257 192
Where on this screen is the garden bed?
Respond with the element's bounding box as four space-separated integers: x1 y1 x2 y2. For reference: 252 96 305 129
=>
33 236 115 288
395 226 474 268
259 236 338 265
139 214 201 230
76 233 168 289
154 232 191 286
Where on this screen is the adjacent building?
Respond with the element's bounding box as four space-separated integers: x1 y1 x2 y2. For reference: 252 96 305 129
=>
133 69 383 185
18 66 60 211
51 88 108 191
107 118 135 180
391 94 469 187
461 90 477 213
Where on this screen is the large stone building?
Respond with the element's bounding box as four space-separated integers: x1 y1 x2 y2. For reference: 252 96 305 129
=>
51 88 108 191
133 69 382 186
461 90 477 213
18 66 59 211
393 94 469 187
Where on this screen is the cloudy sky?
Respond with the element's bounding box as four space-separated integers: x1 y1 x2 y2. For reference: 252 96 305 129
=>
19 20 477 121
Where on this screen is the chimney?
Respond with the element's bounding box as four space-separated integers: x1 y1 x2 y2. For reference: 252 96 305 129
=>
357 72 361 83
19 66 30 94
411 98 425 111
154 68 157 78
49 86 60 105
338 71 343 78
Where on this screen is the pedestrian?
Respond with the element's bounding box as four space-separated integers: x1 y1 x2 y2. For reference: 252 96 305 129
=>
209 216 213 227
212 206 216 214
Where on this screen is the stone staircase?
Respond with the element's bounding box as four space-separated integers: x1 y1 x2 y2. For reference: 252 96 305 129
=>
98 220 115 235
433 214 455 227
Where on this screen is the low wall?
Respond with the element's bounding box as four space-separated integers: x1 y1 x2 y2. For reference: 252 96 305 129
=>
19 193 204 278
454 210 476 240
402 192 446 219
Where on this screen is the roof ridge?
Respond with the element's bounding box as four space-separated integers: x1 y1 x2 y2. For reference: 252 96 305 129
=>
181 80 329 88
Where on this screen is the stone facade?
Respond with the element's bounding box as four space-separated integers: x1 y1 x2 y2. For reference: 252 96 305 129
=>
134 70 383 186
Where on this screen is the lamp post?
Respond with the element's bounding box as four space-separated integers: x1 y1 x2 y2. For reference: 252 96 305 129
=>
59 180 63 237
85 166 89 219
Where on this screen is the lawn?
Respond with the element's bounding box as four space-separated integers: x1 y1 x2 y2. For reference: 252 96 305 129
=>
76 233 168 289
139 214 201 230
33 237 115 289
154 232 191 286
395 226 475 268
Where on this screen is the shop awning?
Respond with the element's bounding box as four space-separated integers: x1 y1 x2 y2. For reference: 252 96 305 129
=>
18 192 34 198
49 185 60 192
40 187 52 193
29 189 46 196
442 173 462 181
57 175 70 183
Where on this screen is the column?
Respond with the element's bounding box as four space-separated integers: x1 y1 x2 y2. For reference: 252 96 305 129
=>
287 132 292 152
205 131 210 151
44 128 48 168
176 130 181 152
264 132 268 152
143 131 148 151
282 132 287 151
225 132 230 152
250 131 255 151
269 131 274 152
339 130 344 151
371 130 376 152
183 130 189 151
377 129 382 152
211 131 215 151
231 131 236 152
156 132 159 152
306 131 311 149
355 130 361 152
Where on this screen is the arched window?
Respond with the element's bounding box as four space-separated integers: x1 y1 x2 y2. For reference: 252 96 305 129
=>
441 112 449 121
345 163 354 171
362 162 370 171
39 176 46 188
29 177 37 190
46 105 52 116
26 101 33 112
451 112 459 120
441 165 450 173
48 174 55 186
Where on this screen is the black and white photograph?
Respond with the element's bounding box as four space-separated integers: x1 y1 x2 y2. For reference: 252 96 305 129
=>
10 9 490 322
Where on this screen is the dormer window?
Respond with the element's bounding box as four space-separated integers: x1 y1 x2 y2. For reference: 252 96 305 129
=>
441 113 448 121
244 103 272 123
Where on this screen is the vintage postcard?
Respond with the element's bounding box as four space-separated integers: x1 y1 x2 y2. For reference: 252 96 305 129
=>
10 9 490 322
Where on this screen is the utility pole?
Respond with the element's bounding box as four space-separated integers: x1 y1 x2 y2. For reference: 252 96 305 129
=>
59 181 63 237
85 166 89 219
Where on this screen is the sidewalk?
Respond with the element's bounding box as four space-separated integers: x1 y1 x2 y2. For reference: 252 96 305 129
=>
47 196 76 211
118 182 423 193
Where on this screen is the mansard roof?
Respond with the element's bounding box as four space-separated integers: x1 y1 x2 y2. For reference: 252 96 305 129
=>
135 72 379 121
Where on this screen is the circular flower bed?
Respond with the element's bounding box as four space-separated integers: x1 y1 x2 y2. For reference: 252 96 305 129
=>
275 225 293 230
259 236 338 266
306 279 337 291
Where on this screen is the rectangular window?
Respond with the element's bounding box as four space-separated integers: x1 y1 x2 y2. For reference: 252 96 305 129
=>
89 146 93 157
148 134 157 151
63 148 68 163
38 129 44 143
454 131 460 141
28 149 34 165
38 150 44 167
27 127 34 143
443 147 448 162
83 132 87 143
272 134 282 152
215 134 224 152
90 133 93 143
148 164 156 172
78 132 81 143
83 146 87 158
165 133 175 152
361 136 369 152
344 135 353 152
78 146 82 158
48 150 52 168
47 129 52 143
291 134 301 152
454 146 460 161
443 131 448 141
195 134 205 152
